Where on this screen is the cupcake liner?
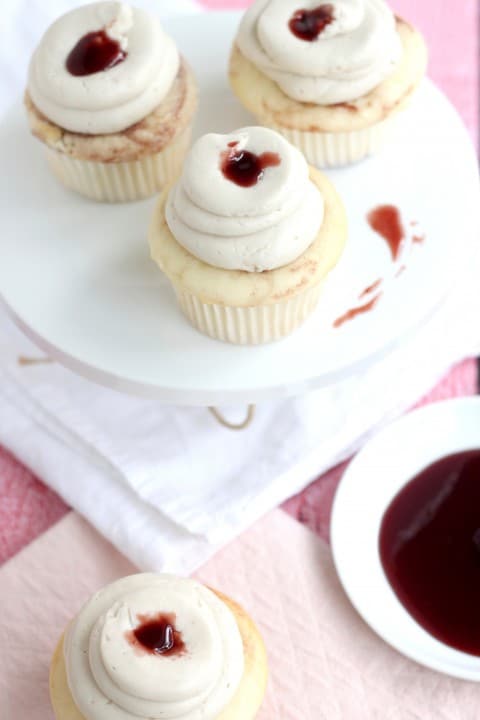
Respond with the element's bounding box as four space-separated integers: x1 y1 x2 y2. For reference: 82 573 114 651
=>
173 282 324 345
269 115 397 168
46 126 192 203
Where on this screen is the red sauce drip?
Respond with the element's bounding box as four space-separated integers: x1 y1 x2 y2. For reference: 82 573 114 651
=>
126 613 186 657
367 205 405 261
380 450 480 656
221 148 281 188
413 234 425 245
227 141 239 148
66 30 127 77
333 295 380 328
289 5 335 41
359 279 382 300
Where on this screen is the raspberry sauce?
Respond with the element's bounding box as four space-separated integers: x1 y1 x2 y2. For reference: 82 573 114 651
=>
289 5 335 41
127 613 186 657
221 147 281 188
333 295 381 328
66 30 127 76
367 205 405 261
380 450 480 656
359 279 382 300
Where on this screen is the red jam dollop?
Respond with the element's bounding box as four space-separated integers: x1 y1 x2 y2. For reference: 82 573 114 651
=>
126 612 186 657
220 147 281 188
66 30 127 77
289 5 335 41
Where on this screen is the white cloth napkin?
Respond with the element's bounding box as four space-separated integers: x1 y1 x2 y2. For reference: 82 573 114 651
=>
1 265 479 574
1 0 480 574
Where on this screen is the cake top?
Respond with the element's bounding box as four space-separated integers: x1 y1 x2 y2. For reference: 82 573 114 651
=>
236 0 403 105
166 126 324 272
28 2 179 134
64 573 244 720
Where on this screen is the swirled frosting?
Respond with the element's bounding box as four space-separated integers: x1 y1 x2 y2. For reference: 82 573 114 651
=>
64 574 244 720
236 0 403 105
165 126 324 272
28 2 180 134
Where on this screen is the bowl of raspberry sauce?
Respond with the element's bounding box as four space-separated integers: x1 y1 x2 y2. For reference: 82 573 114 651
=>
331 398 480 680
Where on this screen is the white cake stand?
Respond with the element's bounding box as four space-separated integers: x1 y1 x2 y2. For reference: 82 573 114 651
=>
1 12 479 406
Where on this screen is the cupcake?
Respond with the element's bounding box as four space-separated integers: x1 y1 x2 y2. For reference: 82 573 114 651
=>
149 126 347 345
25 2 197 202
50 573 268 720
229 0 428 167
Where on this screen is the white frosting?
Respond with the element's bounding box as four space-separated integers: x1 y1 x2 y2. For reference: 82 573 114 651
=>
166 127 324 272
64 573 244 720
28 2 180 134
236 0 403 105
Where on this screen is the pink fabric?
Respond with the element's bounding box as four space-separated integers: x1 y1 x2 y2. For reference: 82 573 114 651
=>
0 446 67 564
4 510 480 720
282 360 479 540
0 0 478 565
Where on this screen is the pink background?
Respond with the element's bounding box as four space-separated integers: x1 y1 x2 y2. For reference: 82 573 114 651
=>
0 0 478 565
6 511 480 720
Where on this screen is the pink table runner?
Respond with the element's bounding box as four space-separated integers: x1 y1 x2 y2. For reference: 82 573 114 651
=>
4 510 480 720
0 0 478 565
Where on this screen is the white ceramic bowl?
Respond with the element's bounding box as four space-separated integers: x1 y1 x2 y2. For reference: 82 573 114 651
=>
331 397 480 680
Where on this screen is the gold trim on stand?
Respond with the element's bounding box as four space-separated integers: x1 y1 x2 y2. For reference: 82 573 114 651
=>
208 405 256 431
17 356 54 366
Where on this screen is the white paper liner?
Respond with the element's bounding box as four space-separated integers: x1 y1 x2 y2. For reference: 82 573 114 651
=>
173 282 324 345
269 116 398 168
46 127 192 203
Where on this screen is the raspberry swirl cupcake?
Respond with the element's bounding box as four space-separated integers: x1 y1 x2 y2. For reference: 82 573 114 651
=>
149 126 347 345
50 573 268 720
229 0 427 167
25 2 197 202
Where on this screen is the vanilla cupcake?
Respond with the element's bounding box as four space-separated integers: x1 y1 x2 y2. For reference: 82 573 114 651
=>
50 573 268 720
149 126 347 345
229 0 428 167
25 2 197 202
